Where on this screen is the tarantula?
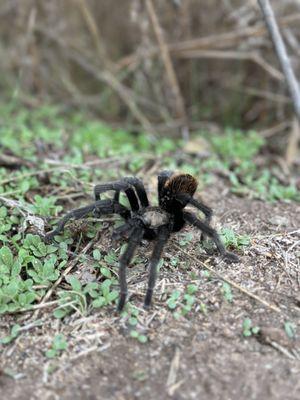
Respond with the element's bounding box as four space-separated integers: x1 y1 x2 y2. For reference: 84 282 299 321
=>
45 171 239 311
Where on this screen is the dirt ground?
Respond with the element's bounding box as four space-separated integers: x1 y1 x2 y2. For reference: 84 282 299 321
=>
1 179 300 400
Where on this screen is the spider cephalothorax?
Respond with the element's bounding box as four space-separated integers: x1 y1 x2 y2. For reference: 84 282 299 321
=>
45 170 239 311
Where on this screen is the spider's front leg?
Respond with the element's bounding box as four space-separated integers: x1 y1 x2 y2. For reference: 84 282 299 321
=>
93 177 149 214
94 181 139 212
44 200 130 242
183 211 239 263
117 225 144 311
143 225 170 309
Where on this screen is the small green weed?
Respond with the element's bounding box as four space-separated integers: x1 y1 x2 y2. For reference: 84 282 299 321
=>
242 318 260 337
210 129 264 164
30 195 63 217
220 228 250 249
120 305 149 344
221 282 233 303
284 321 296 339
203 128 299 202
167 284 198 318
54 274 119 319
179 232 194 246
45 334 68 358
1 324 21 344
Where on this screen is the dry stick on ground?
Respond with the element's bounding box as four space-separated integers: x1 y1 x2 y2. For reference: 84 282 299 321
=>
174 245 282 314
0 153 37 169
145 0 187 130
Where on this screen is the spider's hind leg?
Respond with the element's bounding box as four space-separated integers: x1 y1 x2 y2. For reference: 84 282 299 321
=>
175 193 213 242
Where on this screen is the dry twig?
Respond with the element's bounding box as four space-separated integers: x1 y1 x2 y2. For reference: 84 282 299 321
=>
145 0 187 124
174 245 282 314
258 0 300 122
117 13 300 70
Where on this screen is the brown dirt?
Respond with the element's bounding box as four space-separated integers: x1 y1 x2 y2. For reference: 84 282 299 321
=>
1 179 300 400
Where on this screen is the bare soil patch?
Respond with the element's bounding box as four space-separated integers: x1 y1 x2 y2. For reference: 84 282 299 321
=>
1 179 300 400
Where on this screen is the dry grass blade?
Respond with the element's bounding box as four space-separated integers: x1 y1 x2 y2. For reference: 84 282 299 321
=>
117 13 300 70
75 0 109 67
145 0 186 122
177 49 283 82
174 245 282 314
166 347 181 389
285 117 300 166
35 26 157 138
6 300 61 315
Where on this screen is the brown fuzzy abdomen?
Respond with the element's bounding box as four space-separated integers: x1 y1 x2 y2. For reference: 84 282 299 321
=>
164 173 198 196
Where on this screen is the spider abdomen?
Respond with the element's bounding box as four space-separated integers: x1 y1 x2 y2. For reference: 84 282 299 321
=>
160 173 198 211
164 173 198 196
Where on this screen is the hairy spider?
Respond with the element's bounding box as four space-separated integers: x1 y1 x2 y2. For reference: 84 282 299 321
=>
45 171 239 311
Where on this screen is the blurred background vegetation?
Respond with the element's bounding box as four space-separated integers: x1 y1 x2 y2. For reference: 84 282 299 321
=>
0 0 300 160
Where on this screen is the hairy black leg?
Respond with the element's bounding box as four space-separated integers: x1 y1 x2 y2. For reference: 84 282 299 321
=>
123 177 149 208
175 193 212 223
183 211 239 263
176 193 213 241
112 220 135 241
144 225 170 309
45 199 130 242
117 226 144 311
113 190 120 203
157 170 174 206
94 181 139 211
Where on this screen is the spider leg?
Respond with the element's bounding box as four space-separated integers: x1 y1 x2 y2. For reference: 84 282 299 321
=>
117 225 144 311
111 220 135 241
94 177 150 212
183 211 239 263
94 181 139 211
123 177 149 208
144 225 170 310
45 199 130 242
157 170 174 205
176 193 213 241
